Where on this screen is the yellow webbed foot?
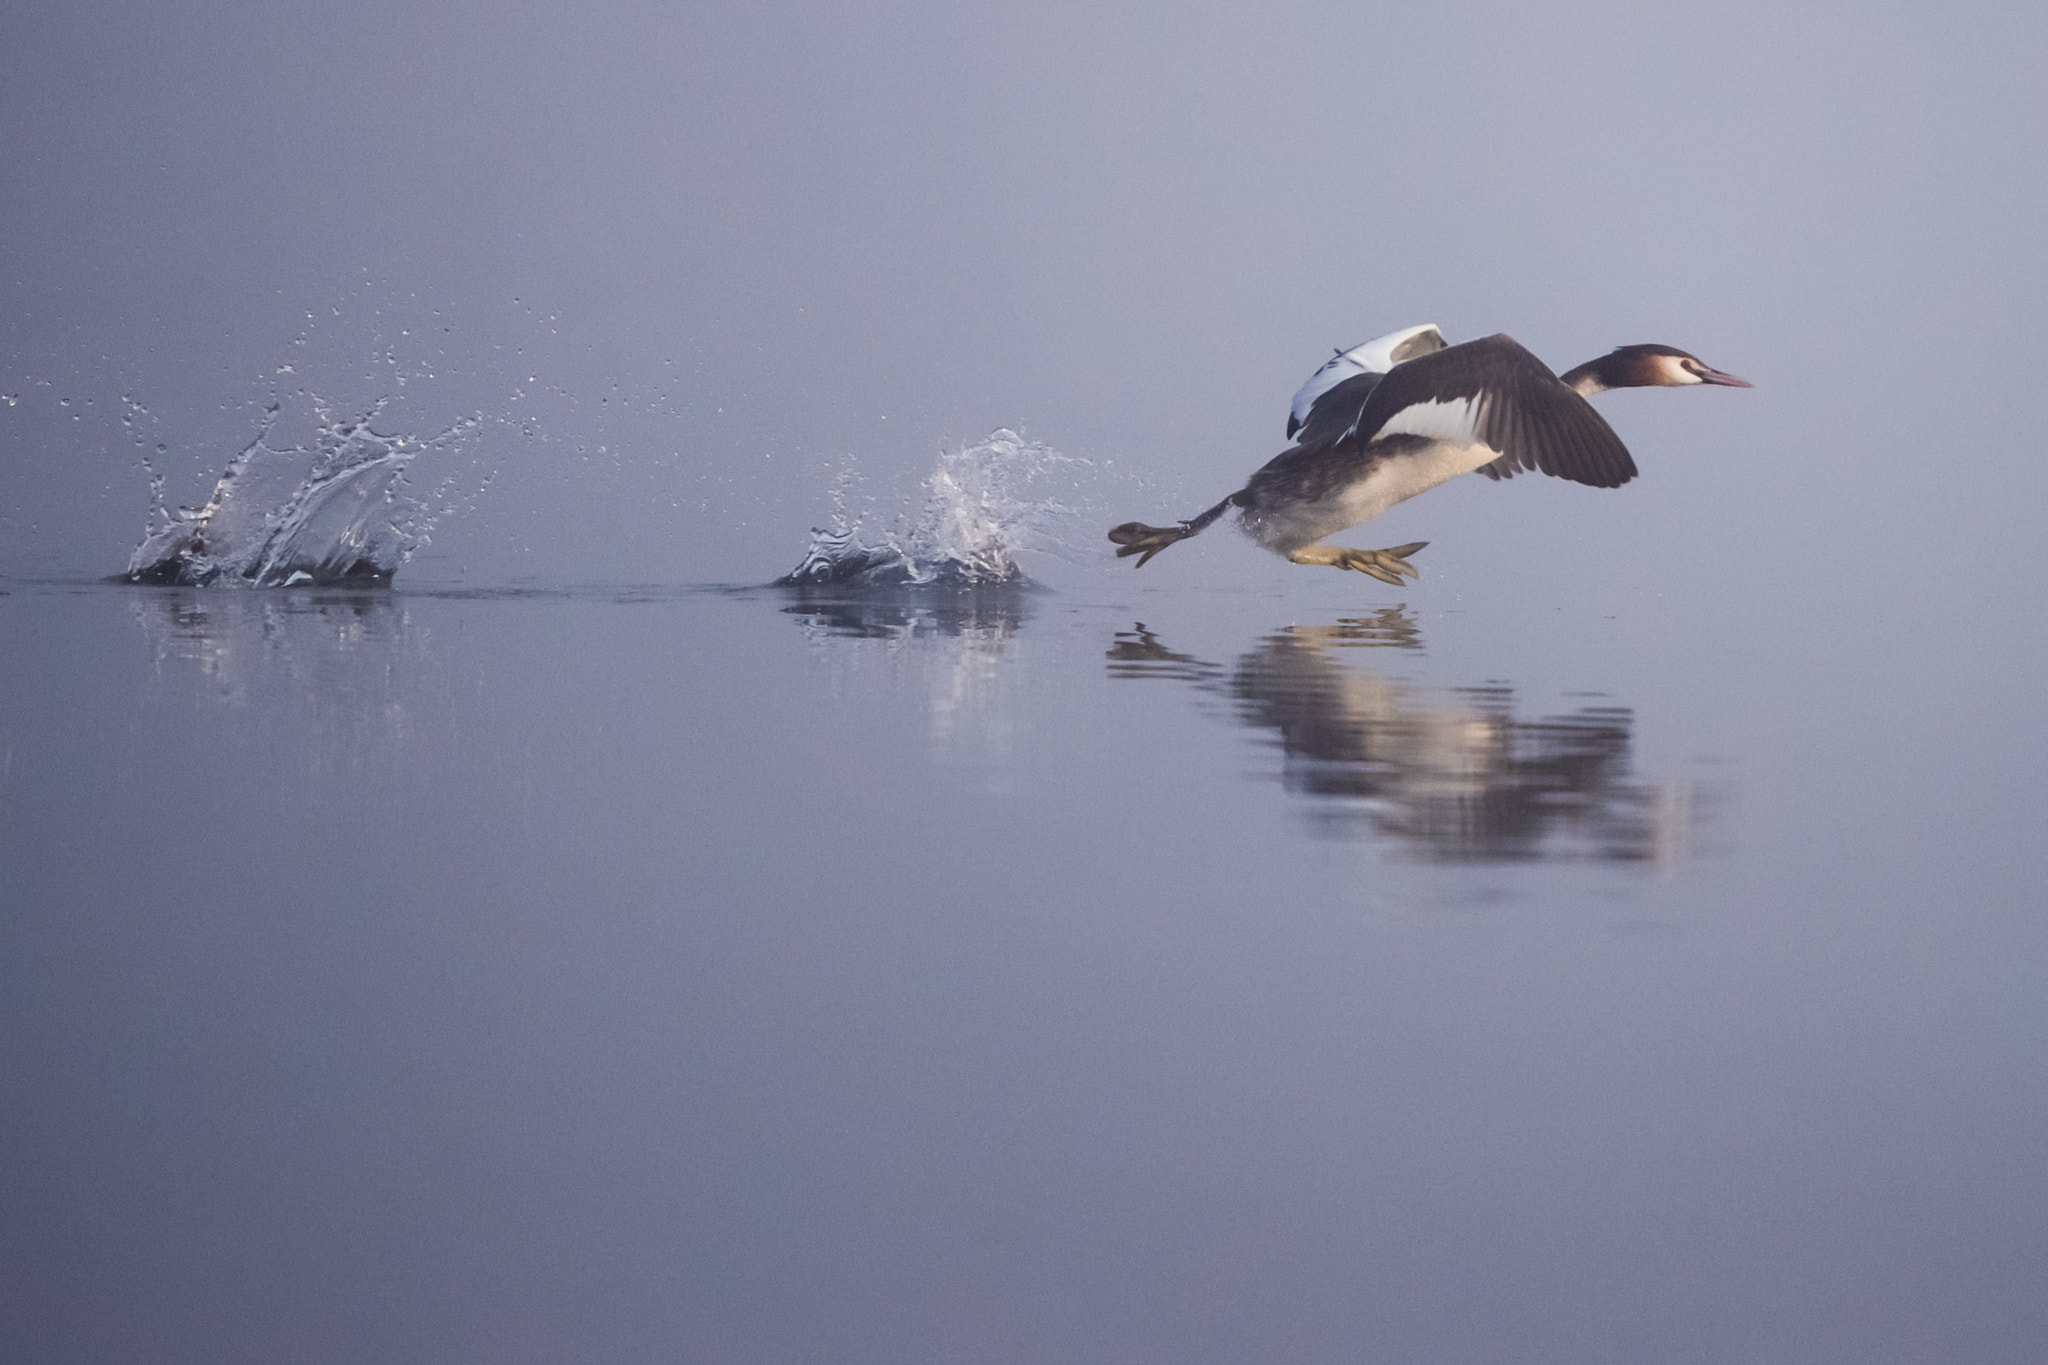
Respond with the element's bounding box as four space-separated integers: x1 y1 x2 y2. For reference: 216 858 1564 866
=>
1288 541 1429 585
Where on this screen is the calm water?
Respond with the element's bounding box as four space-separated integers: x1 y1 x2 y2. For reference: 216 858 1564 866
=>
3 559 2043 1365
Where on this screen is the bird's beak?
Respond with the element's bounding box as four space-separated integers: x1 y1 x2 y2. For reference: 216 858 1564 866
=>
1697 365 1753 387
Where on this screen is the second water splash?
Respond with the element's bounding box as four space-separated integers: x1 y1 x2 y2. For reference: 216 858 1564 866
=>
778 429 1090 587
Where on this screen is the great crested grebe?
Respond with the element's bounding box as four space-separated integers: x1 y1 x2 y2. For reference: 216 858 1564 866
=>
1108 330 1751 583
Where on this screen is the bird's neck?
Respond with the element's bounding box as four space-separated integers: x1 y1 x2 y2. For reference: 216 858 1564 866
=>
1558 360 1609 397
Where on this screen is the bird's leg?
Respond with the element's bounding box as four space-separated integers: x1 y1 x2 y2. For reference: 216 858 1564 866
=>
1107 494 1240 569
1287 541 1429 585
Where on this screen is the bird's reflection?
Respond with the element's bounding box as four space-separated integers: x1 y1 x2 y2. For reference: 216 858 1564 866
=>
1112 614 1679 862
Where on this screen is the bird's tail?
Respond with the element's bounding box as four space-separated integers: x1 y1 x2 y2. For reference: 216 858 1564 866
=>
1107 494 1238 569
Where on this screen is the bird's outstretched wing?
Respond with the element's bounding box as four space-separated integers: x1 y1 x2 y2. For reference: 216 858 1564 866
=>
1350 334 1638 489
1286 324 1446 438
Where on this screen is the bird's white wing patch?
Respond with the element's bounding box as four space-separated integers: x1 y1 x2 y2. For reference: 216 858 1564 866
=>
1335 324 1442 376
1289 357 1369 431
1288 323 1443 431
1372 395 1485 446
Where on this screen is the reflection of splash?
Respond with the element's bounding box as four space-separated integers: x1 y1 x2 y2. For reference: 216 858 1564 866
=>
778 430 1087 586
127 587 425 773
781 584 1030 759
123 405 482 587
1111 616 1698 864
780 584 1029 642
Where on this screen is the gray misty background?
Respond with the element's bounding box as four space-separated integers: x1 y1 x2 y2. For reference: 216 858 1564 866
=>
4 0 2043 591
8 5 2048 1362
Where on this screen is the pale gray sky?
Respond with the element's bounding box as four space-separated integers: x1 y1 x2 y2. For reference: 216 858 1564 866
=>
4 0 2043 585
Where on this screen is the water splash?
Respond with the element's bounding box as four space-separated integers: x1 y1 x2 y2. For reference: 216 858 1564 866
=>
123 403 483 587
777 429 1089 587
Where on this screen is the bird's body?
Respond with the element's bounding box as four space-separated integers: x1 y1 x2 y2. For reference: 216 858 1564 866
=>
1109 331 1749 583
1237 432 1487 558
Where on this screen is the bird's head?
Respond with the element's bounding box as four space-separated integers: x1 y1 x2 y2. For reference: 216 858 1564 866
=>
1569 344 1752 395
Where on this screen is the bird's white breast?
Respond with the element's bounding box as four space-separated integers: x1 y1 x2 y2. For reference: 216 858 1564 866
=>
1244 437 1500 555
1338 437 1499 522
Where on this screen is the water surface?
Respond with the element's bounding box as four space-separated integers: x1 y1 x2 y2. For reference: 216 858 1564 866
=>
4 565 2042 1365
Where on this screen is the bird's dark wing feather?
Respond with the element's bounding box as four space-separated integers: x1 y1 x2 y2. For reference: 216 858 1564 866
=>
1351 334 1638 489
1289 372 1384 452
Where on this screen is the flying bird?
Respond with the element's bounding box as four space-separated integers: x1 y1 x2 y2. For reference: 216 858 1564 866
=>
1108 329 1751 583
